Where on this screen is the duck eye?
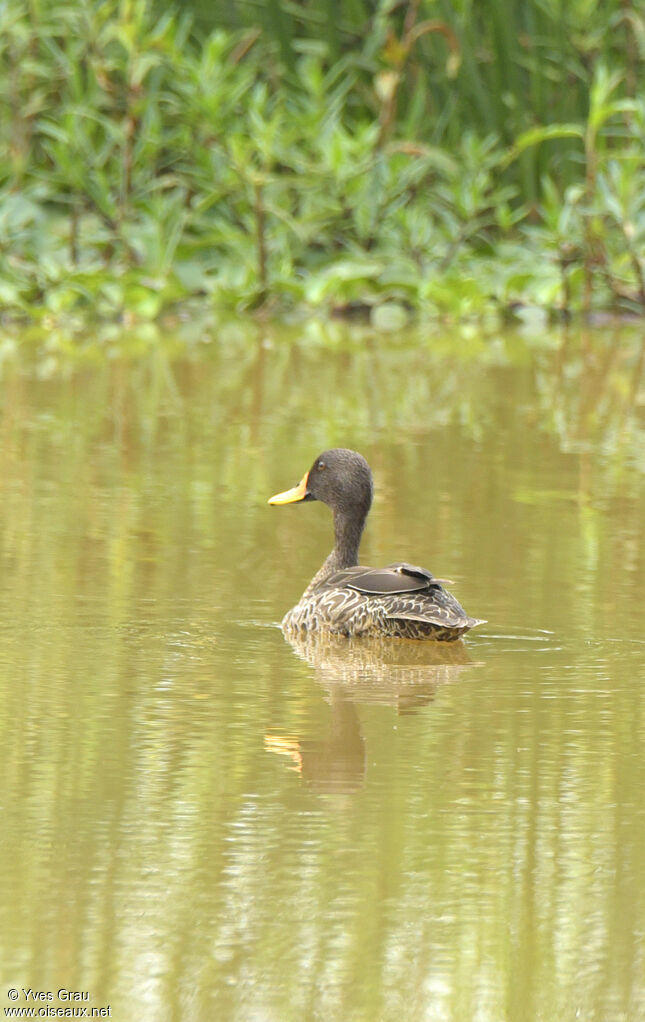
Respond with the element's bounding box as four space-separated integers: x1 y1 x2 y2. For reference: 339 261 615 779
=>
317 461 326 471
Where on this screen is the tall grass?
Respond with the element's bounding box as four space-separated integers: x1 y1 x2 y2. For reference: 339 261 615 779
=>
185 0 645 193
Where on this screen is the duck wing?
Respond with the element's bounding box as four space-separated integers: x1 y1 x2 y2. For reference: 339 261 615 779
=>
325 563 444 595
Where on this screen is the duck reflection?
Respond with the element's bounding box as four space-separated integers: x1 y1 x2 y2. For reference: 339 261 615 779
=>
266 632 477 793
266 689 366 794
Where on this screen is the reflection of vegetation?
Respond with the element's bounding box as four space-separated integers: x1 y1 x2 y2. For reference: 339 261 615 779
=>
2 316 645 479
3 1 645 321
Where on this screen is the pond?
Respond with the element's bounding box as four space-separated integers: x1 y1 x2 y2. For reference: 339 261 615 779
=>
0 317 644 1022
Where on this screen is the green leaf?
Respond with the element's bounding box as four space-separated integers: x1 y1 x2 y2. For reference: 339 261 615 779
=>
503 124 584 167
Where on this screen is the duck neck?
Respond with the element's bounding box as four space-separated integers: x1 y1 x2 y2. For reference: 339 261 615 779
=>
331 507 365 569
306 508 366 593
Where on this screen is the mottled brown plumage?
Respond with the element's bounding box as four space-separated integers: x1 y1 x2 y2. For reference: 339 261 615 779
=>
269 449 485 641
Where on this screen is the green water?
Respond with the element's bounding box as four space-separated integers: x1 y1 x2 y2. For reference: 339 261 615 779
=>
1 321 644 1021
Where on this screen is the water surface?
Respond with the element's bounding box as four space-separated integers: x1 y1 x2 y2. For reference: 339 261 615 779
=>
0 320 644 1021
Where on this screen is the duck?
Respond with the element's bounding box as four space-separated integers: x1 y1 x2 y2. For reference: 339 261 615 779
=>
268 448 485 641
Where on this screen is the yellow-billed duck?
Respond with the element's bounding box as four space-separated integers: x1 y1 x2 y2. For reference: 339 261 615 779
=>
269 448 485 641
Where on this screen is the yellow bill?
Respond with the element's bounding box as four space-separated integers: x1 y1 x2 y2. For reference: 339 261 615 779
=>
268 472 309 505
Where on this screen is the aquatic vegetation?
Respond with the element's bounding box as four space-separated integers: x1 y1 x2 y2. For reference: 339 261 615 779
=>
2 0 645 325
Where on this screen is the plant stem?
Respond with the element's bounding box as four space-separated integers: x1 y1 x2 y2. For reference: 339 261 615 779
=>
254 180 267 293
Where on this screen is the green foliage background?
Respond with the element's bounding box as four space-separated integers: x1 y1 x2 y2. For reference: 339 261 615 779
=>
3 0 645 322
